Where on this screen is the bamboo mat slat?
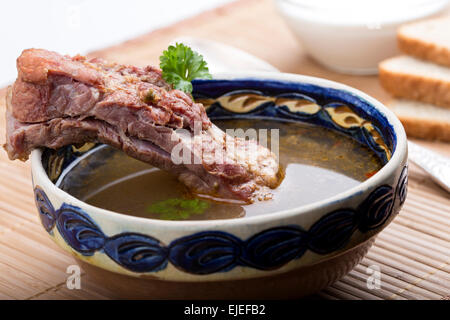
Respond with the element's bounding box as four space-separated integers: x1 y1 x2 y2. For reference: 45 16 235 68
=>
0 0 449 300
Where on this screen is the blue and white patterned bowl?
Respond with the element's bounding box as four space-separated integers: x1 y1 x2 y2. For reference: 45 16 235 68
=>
30 72 408 296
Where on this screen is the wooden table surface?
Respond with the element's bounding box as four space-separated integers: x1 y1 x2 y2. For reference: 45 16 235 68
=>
0 0 448 299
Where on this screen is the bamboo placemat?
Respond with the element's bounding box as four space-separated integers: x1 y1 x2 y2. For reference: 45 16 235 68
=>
0 0 448 300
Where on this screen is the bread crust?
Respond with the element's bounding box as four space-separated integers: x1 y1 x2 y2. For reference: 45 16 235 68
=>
398 23 450 67
395 115 450 142
381 18 450 141
379 62 450 109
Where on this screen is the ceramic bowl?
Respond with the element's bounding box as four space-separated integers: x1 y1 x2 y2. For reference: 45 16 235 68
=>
275 0 449 75
30 72 408 298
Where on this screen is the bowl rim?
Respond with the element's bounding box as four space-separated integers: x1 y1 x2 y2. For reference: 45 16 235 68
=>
30 71 407 229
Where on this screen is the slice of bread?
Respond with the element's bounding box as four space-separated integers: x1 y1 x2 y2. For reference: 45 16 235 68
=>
379 55 450 109
387 99 450 141
398 18 450 67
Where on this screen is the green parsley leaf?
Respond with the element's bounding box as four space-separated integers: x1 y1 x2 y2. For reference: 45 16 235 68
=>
159 43 212 94
147 198 209 220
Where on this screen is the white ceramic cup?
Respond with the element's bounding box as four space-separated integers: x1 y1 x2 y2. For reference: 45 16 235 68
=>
275 0 449 75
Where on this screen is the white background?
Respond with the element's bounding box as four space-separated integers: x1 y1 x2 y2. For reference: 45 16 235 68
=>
0 0 232 86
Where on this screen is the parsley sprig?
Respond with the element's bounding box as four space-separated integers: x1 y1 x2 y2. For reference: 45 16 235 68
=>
147 198 209 220
159 43 212 94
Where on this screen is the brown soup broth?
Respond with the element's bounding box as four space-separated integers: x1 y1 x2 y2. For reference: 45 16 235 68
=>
76 119 382 220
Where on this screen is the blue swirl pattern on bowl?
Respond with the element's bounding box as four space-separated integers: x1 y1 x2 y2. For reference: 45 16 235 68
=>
194 79 396 163
34 167 407 274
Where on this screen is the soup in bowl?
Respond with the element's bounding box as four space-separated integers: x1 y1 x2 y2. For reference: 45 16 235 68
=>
31 72 408 298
